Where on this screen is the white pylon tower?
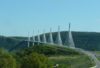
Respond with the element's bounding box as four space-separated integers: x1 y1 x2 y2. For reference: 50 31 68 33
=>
37 30 40 45
56 26 62 45
49 28 53 44
43 30 47 43
28 33 30 48
32 30 35 46
68 23 75 48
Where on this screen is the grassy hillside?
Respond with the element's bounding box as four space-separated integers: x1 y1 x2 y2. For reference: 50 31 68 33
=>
49 55 94 68
16 44 81 56
15 44 95 68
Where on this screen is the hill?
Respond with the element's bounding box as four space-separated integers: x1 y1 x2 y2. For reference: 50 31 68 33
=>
0 36 21 50
15 44 95 68
44 31 100 51
72 32 100 51
0 31 100 51
50 31 100 51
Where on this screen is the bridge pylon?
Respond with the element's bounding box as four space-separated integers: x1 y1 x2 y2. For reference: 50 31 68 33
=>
43 30 47 43
49 28 54 44
56 26 62 46
27 33 30 47
37 30 41 45
32 30 35 46
68 23 75 48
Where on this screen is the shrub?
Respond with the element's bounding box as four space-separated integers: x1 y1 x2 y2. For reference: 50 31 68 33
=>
0 48 16 68
20 52 53 68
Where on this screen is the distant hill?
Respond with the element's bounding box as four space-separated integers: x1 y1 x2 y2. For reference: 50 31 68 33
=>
36 31 100 51
39 31 100 51
0 31 100 51
53 31 100 51
0 36 21 50
72 32 100 51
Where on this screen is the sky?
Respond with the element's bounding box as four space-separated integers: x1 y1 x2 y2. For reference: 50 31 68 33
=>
0 0 100 36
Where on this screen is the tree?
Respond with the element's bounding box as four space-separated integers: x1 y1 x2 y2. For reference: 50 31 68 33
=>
21 52 53 68
0 48 16 68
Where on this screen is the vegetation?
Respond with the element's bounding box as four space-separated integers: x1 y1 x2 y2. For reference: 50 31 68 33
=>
92 51 100 61
16 44 80 56
0 44 95 68
0 36 20 50
20 52 52 68
49 55 94 68
0 48 16 68
0 48 52 68
15 44 94 68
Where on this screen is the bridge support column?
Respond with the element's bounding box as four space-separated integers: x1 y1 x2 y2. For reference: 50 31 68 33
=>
28 34 30 47
49 28 54 44
32 30 35 46
56 26 62 46
43 30 47 44
68 23 75 48
37 30 41 45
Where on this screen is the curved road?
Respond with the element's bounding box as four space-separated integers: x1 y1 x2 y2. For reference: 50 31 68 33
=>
74 48 100 68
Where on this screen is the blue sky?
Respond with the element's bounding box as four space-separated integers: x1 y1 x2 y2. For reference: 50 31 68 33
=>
0 0 100 36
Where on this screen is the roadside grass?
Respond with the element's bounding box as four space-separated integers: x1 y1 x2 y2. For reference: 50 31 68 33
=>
91 51 100 61
96 56 100 61
49 55 95 68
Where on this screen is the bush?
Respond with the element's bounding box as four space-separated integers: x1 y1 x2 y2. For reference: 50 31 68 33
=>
0 48 16 68
23 44 80 56
20 52 53 68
